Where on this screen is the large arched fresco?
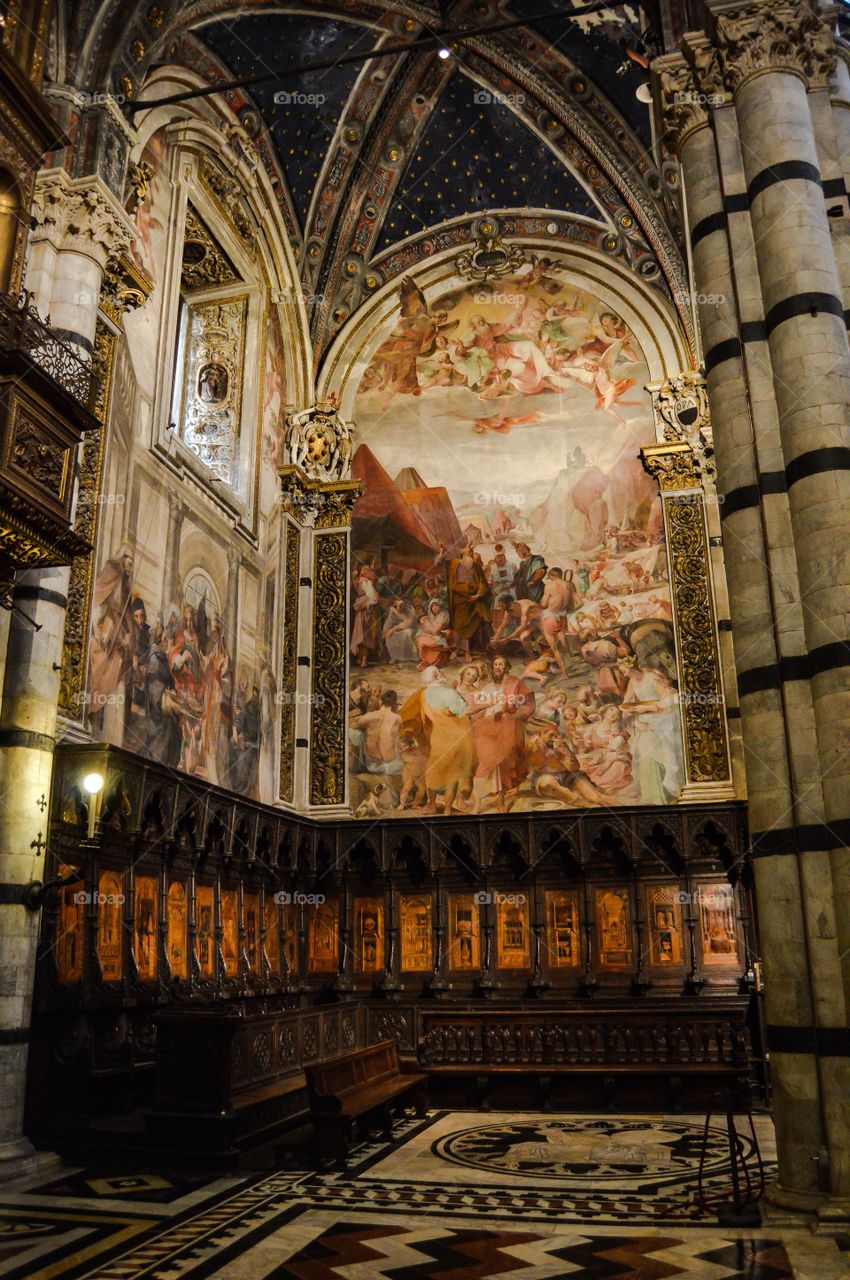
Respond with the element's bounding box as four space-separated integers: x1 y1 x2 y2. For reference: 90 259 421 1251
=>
342 259 685 817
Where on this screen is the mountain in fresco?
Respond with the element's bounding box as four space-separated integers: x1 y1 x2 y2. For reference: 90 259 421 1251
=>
531 464 609 553
394 467 427 490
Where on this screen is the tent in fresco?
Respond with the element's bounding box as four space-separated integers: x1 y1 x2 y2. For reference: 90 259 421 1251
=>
351 444 436 570
401 485 465 554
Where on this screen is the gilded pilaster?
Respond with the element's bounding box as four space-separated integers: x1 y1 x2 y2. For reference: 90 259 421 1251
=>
279 521 300 806
278 399 361 814
641 439 732 799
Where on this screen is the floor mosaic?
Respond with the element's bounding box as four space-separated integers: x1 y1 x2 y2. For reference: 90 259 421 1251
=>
0 1112 843 1280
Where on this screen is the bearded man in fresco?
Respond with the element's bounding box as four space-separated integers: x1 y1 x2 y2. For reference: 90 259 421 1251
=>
468 655 535 812
512 542 547 604
142 626 181 769
446 546 491 657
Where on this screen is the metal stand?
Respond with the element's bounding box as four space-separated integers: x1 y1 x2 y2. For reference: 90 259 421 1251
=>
697 1087 764 1225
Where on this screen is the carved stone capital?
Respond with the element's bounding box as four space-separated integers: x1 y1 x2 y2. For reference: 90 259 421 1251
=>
646 369 716 486
283 397 354 484
640 441 701 492
31 169 137 270
279 464 362 529
706 0 836 94
651 52 717 153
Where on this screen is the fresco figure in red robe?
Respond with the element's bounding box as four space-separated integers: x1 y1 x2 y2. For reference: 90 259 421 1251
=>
468 656 535 812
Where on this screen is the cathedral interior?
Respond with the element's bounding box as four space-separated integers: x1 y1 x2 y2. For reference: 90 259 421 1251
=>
0 0 848 1276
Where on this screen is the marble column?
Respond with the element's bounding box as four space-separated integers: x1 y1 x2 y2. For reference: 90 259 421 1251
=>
652 60 820 1200
655 0 850 1217
0 171 136 1176
708 0 850 1208
0 566 66 1174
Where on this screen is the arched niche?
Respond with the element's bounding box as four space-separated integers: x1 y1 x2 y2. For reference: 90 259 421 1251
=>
317 243 721 820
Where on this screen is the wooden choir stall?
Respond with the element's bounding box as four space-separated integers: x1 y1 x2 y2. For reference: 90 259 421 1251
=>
27 744 760 1167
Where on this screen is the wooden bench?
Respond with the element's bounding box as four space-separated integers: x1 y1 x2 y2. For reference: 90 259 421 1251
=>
305 1040 427 1160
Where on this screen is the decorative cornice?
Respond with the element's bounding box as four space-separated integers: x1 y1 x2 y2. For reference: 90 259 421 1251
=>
199 158 257 260
99 251 152 328
705 0 836 94
181 203 240 292
278 465 362 529
30 168 137 270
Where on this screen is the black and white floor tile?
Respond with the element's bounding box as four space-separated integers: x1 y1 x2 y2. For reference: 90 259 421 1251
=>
0 1112 843 1280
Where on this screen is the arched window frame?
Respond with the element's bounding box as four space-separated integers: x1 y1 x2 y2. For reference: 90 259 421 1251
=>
151 137 264 538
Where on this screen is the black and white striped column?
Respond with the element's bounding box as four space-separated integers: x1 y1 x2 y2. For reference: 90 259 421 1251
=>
0 570 67 1172
709 0 850 1206
675 91 827 1203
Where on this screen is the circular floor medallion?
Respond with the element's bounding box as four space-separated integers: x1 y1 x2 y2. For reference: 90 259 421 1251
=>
434 1118 752 1188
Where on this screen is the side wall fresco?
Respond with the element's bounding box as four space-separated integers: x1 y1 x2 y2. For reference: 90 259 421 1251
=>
84 127 292 804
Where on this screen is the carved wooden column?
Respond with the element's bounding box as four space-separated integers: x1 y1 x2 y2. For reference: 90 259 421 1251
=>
640 434 733 801
278 399 361 816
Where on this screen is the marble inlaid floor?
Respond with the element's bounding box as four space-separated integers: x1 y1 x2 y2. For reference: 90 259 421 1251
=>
0 1112 845 1280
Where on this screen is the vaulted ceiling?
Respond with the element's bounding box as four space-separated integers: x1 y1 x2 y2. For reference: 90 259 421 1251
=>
64 1 690 359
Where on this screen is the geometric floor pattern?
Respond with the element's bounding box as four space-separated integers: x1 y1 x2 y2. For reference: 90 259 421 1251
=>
0 1112 845 1279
